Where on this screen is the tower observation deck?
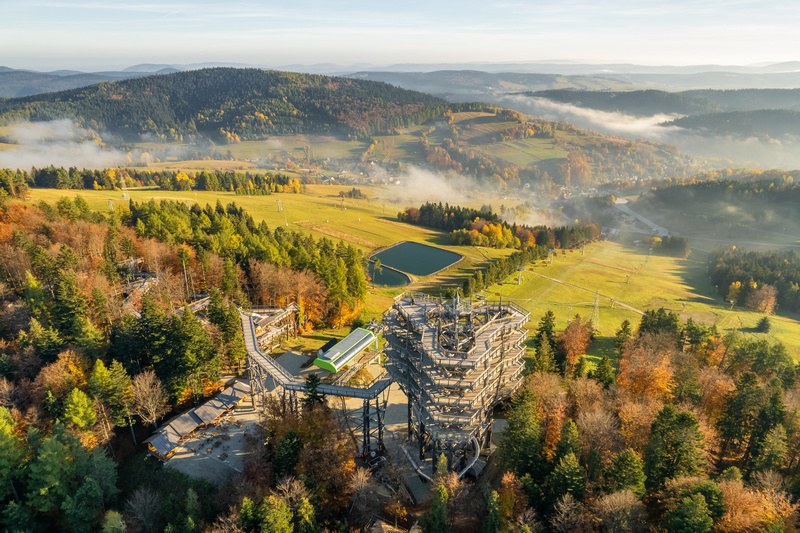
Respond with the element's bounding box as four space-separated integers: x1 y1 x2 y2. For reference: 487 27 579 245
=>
383 292 529 472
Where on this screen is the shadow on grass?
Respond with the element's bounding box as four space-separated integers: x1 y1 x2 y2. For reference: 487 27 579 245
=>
586 336 618 367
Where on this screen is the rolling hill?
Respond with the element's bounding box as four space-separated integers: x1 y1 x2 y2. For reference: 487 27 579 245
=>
0 68 447 141
0 68 719 186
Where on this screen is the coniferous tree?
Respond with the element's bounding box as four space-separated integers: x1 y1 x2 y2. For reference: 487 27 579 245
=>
533 340 557 373
27 318 65 363
0 406 24 503
420 484 449 533
53 272 88 340
594 356 615 388
547 452 585 502
615 320 632 355
684 481 725 520
500 389 543 479
605 449 646 498
555 420 580 461
716 372 764 460
435 453 449 478
62 388 96 430
586 449 603 483
302 374 326 409
23 271 50 323
273 430 302 479
752 425 788 473
483 490 501 533
25 423 118 531
260 496 293 533
295 497 319 533
664 494 713 533
644 405 705 493
535 311 557 353
573 356 588 378
240 497 260 532
108 360 137 444
74 316 105 359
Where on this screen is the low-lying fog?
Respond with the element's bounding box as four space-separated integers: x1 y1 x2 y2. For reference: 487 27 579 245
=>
494 94 800 169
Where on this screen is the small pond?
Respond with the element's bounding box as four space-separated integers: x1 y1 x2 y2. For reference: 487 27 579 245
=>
371 241 463 277
368 263 411 287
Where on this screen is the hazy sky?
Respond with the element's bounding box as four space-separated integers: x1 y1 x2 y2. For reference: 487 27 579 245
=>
2 0 799 71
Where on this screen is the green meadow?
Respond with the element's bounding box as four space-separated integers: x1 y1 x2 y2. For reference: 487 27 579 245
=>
477 240 800 362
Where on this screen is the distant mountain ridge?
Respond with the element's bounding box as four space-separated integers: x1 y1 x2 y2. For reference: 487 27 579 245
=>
3 60 800 98
0 67 447 141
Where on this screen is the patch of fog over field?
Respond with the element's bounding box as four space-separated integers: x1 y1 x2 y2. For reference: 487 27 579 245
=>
0 120 129 169
372 165 570 226
495 94 800 169
377 166 476 205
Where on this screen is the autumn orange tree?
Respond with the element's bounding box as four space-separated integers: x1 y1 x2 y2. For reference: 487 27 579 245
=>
555 314 593 376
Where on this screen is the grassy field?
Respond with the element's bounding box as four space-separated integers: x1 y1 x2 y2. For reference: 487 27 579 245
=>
223 136 366 161
476 240 800 361
481 138 569 167
144 160 261 172
24 187 800 363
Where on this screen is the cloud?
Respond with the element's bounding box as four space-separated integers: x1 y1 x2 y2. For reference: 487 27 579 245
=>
0 120 128 169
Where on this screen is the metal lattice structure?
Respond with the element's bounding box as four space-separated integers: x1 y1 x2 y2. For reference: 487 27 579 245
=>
382 292 529 473
241 310 392 456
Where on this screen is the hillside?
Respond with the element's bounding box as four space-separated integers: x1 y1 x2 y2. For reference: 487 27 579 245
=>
529 88 800 116
663 109 800 138
0 69 136 97
631 173 800 243
0 67 447 141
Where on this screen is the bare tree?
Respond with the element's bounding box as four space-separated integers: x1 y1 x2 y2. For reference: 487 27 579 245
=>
132 370 168 429
577 406 621 463
349 467 379 527
0 377 14 408
208 510 244 533
550 494 591 533
591 490 648 533
275 476 310 511
126 487 162 533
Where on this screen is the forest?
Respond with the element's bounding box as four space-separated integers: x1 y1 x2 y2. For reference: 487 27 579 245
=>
710 247 800 314
0 190 380 530
630 174 800 239
22 165 305 195
399 202 602 250
640 175 800 210
479 307 800 533
664 109 800 139
0 68 448 141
